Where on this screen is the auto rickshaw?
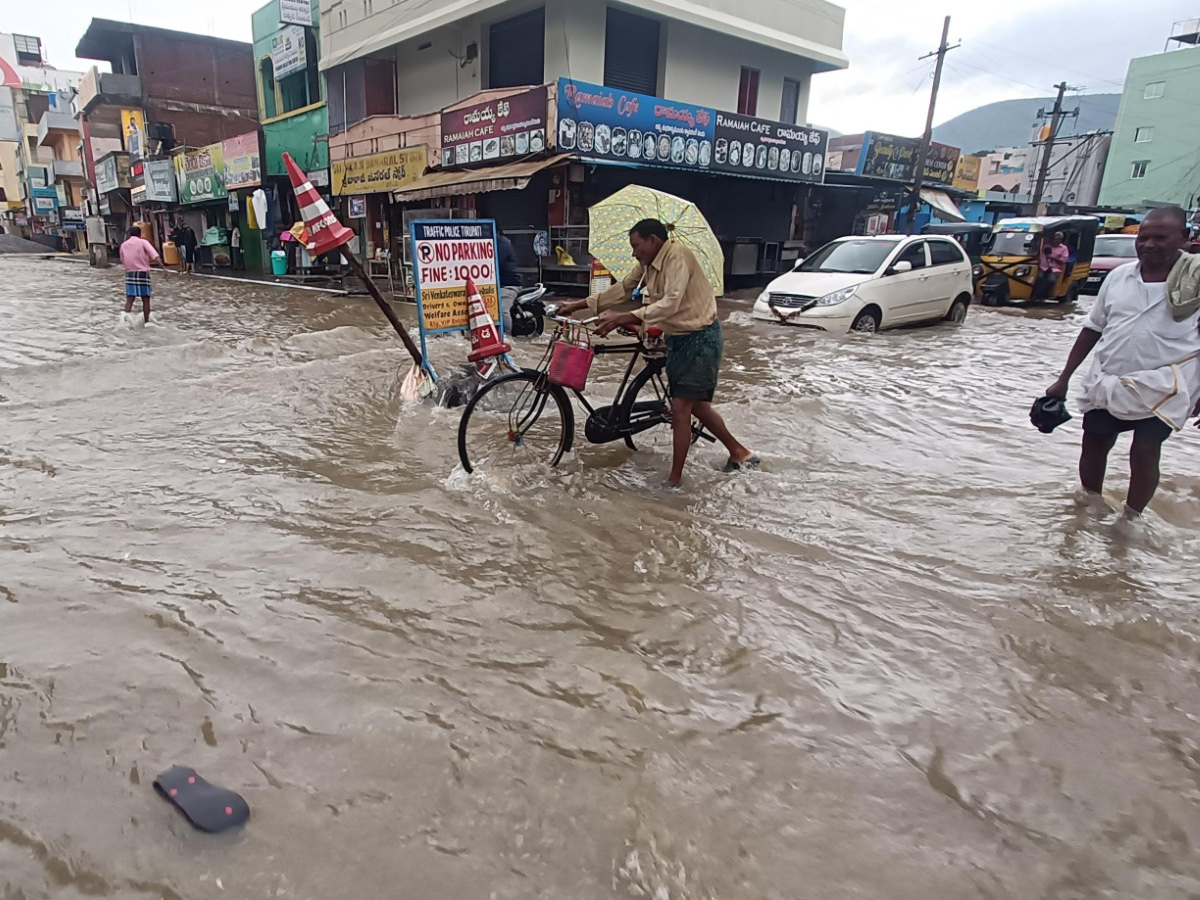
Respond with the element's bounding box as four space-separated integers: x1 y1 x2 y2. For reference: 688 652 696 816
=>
921 222 991 265
977 215 1098 306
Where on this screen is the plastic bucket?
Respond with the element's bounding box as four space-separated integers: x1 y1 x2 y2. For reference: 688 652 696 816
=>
270 250 287 276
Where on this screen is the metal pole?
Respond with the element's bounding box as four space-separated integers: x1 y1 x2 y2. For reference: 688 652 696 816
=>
906 15 953 235
1032 82 1068 211
339 245 425 367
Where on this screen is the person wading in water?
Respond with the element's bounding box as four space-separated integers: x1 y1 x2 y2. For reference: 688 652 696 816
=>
557 218 758 487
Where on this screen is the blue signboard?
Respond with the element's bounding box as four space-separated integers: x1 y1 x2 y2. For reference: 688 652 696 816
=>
556 78 715 171
32 186 59 214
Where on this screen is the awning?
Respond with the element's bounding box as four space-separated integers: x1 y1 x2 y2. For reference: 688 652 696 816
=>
393 154 571 203
921 188 965 223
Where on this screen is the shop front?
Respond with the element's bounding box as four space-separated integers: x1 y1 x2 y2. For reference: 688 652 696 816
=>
131 157 180 251
221 131 265 272
174 143 232 268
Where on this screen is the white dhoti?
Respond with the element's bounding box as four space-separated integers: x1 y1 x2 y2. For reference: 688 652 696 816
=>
1079 353 1200 431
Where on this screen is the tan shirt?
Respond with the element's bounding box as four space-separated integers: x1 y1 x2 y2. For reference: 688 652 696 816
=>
587 239 718 335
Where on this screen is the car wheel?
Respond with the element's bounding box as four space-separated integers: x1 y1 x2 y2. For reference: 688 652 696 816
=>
945 296 970 324
850 308 880 334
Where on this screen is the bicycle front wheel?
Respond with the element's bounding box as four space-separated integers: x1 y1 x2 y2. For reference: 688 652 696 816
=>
458 371 573 474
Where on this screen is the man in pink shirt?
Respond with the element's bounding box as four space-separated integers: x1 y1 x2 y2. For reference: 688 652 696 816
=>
119 227 168 323
1035 230 1071 300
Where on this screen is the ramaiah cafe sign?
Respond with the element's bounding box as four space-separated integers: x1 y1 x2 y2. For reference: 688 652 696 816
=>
332 147 427 196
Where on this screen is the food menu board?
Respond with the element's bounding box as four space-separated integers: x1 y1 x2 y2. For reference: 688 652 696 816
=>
556 78 715 171
712 112 828 183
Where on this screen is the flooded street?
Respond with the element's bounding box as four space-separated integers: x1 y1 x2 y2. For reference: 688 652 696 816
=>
3 255 1200 899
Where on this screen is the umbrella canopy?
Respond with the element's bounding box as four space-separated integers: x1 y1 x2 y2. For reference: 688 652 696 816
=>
588 185 724 295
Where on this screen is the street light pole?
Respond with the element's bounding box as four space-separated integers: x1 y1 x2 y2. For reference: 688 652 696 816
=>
906 15 957 235
1031 81 1069 211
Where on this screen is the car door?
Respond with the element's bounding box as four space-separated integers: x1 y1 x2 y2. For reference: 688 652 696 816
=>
876 240 931 325
925 238 970 319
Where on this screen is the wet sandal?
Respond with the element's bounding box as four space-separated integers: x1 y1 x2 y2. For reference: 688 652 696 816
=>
722 455 761 474
154 766 250 833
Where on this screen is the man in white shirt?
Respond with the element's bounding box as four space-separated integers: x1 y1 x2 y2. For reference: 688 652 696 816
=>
1046 206 1200 517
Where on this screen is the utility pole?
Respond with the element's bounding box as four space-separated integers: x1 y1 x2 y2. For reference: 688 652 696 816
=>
1032 82 1069 211
906 16 958 234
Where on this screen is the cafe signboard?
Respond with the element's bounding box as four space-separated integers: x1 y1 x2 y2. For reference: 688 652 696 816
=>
440 87 548 168
712 111 828 183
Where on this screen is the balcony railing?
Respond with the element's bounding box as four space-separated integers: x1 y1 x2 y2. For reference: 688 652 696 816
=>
53 160 84 179
78 69 143 113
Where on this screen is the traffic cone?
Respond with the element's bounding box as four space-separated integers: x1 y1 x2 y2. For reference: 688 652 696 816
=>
281 152 354 257
465 277 512 363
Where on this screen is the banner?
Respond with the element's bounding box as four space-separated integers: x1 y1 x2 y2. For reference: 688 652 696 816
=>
857 132 960 186
279 0 312 25
94 154 129 194
410 220 501 336
222 132 262 189
557 78 715 171
143 159 178 203
953 155 981 192
331 146 426 195
122 108 146 162
32 186 58 214
271 25 307 80
712 111 827 182
441 87 548 167
174 144 227 204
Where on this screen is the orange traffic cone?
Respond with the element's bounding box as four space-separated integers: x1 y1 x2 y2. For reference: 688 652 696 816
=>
281 152 354 257
465 277 512 363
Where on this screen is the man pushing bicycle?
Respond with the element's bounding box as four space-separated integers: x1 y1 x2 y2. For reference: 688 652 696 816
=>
556 218 759 487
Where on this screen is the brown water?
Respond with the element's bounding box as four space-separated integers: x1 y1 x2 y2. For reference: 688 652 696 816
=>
2 256 1200 900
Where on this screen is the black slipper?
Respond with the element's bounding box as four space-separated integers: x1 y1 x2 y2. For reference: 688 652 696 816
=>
154 766 250 833
722 455 761 474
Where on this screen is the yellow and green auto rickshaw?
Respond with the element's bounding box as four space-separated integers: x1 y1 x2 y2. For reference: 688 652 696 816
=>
977 216 1099 306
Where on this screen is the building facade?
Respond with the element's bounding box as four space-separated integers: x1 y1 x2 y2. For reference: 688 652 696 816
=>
317 0 846 288
1022 132 1111 208
75 20 258 253
0 33 84 246
1099 21 1200 210
251 0 328 272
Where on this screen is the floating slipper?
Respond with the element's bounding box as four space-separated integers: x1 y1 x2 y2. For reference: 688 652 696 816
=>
154 766 250 833
722 455 761 474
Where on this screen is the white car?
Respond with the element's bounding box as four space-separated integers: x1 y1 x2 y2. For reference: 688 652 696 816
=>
752 234 975 333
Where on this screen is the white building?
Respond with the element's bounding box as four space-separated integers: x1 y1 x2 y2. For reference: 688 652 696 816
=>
319 0 847 129
1022 131 1112 208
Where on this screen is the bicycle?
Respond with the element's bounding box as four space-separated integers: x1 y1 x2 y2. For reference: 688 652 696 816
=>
457 311 714 473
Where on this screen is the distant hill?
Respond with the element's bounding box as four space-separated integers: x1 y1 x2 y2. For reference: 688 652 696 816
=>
932 94 1121 154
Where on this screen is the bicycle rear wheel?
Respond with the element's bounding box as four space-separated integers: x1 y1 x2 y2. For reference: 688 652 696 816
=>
458 371 573 474
621 364 709 452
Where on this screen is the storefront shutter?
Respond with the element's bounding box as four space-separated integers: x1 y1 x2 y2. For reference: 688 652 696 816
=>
603 8 660 96
489 8 545 89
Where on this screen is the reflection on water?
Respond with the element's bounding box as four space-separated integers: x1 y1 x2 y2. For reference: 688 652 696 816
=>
2 257 1199 899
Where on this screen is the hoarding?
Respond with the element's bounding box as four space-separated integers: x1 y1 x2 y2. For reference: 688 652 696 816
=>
556 78 715 171
95 155 119 194
441 87 547 168
712 111 827 182
271 25 307 80
174 144 227 204
32 186 58 214
222 132 262 189
952 155 982 192
279 0 312 25
857 132 960 186
144 159 178 203
122 108 146 162
331 147 426 195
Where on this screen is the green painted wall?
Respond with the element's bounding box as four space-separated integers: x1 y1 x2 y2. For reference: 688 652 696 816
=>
1099 45 1200 210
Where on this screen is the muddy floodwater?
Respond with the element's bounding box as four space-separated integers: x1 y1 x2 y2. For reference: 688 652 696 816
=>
2 256 1199 899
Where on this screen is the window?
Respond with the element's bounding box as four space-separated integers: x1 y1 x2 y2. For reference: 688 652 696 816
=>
258 58 277 119
1144 81 1165 99
780 77 801 125
13 34 42 66
1134 126 1154 143
896 242 927 270
1131 160 1149 179
738 67 760 116
929 240 966 266
603 8 660 95
490 8 546 89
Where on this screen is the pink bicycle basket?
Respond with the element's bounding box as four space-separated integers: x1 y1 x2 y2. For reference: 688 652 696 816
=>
548 338 594 390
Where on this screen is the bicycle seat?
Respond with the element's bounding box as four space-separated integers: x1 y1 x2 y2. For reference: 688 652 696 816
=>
646 326 663 339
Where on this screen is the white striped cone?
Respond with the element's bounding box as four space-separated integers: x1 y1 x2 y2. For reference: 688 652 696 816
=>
465 276 511 363
282 152 354 257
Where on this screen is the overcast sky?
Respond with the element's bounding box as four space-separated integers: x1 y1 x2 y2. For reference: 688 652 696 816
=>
12 0 1200 134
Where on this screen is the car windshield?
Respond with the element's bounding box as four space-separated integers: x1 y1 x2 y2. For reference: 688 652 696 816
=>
798 239 900 274
990 231 1036 256
1095 236 1138 258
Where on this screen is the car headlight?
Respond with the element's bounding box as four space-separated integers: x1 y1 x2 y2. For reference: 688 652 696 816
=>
1015 265 1031 277
816 287 856 307
971 264 982 277
756 291 769 304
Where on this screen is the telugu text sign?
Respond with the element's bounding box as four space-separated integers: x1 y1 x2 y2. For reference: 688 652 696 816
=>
279 0 312 25
441 86 548 167
331 146 426 195
411 220 501 334
712 112 828 183
271 25 307 80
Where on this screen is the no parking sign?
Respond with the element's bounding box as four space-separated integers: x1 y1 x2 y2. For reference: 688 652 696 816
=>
411 220 502 334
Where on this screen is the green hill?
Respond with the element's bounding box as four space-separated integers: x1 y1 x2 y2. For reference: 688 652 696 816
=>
932 94 1121 154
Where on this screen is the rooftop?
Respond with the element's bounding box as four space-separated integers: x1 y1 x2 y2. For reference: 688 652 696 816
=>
76 19 253 62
